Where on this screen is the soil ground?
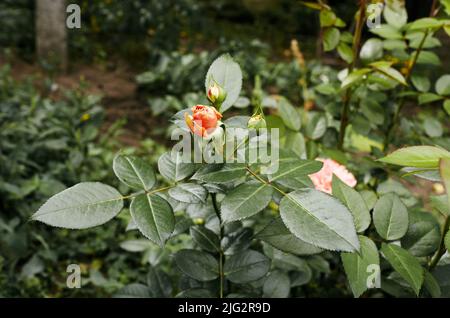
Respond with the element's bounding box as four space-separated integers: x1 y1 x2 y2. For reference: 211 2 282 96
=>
0 55 158 147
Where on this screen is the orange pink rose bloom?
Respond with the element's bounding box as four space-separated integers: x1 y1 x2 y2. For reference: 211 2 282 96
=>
185 105 222 138
309 158 357 194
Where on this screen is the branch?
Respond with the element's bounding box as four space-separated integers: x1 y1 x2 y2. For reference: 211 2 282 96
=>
338 0 367 149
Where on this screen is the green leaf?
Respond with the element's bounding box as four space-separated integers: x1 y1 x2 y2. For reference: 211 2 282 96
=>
409 18 444 31
320 10 336 27
360 39 383 61
221 183 273 223
274 175 314 190
172 215 192 237
158 152 195 182
268 159 322 184
407 32 441 49
383 39 407 50
370 63 406 86
314 83 337 95
264 251 312 274
337 42 353 64
306 255 330 274
256 218 323 255
147 266 172 297
32 182 123 229
175 288 213 298
373 193 408 240
445 230 450 252
436 74 450 96
360 99 384 125
401 167 441 182
114 284 150 298
442 0 450 15
444 99 450 115
224 250 270 284
119 239 153 252
264 245 313 282
323 27 340 52
168 183 207 204
440 158 450 210
267 246 310 270
341 236 380 298
20 255 44 279
432 264 450 297
360 190 378 211
340 31 353 44
424 271 441 298
263 271 290 298
381 243 424 296
377 179 417 207
370 24 403 39
130 194 174 247
290 270 312 287
341 68 371 89
401 210 440 257
332 175 371 233
278 97 301 131
381 273 416 297
411 75 431 92
205 54 243 112
190 226 220 253
113 155 155 191
415 50 441 65
423 117 443 138
284 132 306 158
445 24 450 37
305 112 327 140
418 93 444 105
280 189 360 252
335 18 346 29
192 164 246 184
222 227 253 256
174 249 219 282
379 146 450 168
384 2 408 29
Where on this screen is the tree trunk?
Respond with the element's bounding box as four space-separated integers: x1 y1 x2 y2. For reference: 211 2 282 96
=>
35 0 67 71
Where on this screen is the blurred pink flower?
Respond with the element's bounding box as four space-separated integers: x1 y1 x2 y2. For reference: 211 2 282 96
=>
309 158 357 194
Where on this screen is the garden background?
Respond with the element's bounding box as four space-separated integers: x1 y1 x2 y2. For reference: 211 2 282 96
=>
1 0 450 298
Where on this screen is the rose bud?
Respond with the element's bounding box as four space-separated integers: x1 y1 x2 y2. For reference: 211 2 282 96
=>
185 104 223 138
247 114 267 130
207 82 227 106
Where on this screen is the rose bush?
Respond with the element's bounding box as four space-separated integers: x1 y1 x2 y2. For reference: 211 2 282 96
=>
31 0 450 298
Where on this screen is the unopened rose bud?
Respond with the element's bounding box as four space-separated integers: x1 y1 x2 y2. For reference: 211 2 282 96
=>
207 82 227 106
247 114 266 130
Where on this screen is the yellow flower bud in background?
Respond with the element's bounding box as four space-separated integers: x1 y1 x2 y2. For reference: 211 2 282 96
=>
193 218 205 225
433 183 445 194
269 201 279 215
81 113 90 122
